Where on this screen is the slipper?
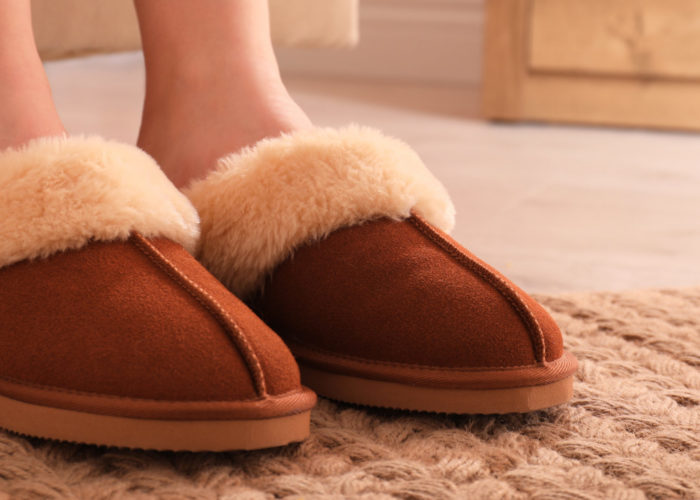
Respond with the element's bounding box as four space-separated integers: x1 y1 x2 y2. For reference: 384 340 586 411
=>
186 126 578 414
0 136 315 450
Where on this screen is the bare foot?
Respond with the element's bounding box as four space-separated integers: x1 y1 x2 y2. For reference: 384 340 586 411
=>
137 64 311 189
134 0 312 189
0 75 66 151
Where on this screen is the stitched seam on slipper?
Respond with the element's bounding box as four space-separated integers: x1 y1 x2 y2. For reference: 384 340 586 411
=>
287 336 547 372
407 215 547 362
130 233 268 396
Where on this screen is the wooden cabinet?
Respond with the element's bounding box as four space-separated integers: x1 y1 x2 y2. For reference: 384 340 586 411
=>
482 0 700 131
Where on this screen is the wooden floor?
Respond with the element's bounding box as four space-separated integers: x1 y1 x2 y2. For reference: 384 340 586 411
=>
44 53 700 293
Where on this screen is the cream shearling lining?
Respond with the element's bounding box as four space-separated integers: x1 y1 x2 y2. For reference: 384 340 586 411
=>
185 125 455 299
0 136 199 269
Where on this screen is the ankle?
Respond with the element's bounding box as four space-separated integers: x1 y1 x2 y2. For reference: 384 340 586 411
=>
0 2 65 150
138 64 311 188
0 77 65 151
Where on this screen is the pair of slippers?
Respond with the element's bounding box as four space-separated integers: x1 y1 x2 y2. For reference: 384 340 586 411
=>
0 127 577 451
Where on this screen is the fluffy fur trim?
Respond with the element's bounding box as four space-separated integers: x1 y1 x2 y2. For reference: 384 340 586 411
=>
185 125 455 299
0 136 199 269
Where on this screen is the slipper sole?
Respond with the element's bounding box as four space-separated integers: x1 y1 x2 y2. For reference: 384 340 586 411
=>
300 366 575 414
0 393 311 451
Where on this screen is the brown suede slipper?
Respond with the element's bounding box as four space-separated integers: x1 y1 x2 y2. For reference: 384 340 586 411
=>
0 136 315 451
186 126 578 414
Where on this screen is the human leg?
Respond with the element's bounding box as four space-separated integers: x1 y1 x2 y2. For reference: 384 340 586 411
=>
134 0 311 188
0 0 64 150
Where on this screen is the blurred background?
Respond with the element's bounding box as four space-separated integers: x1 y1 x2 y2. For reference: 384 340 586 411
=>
34 0 700 293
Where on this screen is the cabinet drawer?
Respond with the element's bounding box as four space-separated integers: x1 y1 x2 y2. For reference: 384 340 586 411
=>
529 0 700 80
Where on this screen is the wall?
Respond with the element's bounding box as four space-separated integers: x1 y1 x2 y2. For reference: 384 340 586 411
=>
33 0 359 60
277 0 485 85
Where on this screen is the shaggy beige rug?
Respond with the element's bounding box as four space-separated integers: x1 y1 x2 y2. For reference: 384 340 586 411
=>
0 288 698 499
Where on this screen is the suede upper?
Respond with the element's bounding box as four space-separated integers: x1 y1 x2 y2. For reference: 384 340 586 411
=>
254 216 572 390
0 234 314 419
